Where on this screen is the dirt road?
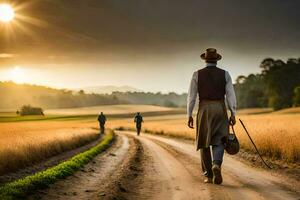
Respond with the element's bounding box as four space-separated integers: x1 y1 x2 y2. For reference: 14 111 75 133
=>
32 131 300 200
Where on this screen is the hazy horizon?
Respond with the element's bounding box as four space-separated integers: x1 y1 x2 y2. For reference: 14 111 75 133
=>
1 0 299 93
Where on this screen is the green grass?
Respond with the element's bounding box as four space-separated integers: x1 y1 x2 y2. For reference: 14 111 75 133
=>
0 110 186 123
0 114 96 122
0 131 115 200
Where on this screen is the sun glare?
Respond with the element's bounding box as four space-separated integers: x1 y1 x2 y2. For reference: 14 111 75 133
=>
10 66 25 84
0 4 15 23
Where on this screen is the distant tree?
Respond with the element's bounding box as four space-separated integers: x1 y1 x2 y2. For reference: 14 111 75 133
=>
260 58 275 74
78 90 85 95
235 57 300 110
163 100 177 107
261 58 300 110
236 75 246 84
287 58 299 65
19 105 44 116
235 74 267 108
293 87 300 107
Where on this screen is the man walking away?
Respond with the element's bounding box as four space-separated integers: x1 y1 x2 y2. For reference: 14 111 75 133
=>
98 112 106 134
187 48 237 185
134 112 143 136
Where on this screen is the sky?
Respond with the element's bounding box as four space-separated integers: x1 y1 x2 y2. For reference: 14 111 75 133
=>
0 0 300 93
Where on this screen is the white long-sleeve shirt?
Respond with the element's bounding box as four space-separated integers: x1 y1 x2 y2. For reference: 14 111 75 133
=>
187 63 237 117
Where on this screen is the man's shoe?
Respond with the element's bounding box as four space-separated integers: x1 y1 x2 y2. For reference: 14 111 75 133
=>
204 177 213 183
212 164 223 185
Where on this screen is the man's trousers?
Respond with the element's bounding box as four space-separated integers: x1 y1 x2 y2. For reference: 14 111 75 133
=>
200 143 225 178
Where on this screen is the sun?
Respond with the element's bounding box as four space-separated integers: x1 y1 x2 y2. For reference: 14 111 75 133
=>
0 1 50 39
10 66 25 84
0 3 14 23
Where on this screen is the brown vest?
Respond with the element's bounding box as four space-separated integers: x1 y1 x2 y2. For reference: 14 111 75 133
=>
197 67 226 101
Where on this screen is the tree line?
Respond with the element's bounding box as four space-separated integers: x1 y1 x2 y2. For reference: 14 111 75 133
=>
0 82 120 109
0 57 299 110
0 82 186 109
235 58 300 110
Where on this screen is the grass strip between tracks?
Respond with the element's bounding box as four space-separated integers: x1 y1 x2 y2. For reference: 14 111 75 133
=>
0 131 115 200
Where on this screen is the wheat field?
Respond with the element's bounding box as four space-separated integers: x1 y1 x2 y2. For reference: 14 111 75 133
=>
0 121 99 175
109 113 300 163
45 104 177 115
1 106 299 176
0 105 176 175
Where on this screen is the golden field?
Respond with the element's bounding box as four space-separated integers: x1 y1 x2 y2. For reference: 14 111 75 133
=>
45 104 177 115
0 105 298 176
0 121 99 175
108 112 300 163
0 105 175 175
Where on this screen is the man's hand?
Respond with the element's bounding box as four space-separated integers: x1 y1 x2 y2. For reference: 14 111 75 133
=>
229 115 236 126
188 116 194 129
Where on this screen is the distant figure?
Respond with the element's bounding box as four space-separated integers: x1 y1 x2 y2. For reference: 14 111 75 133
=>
98 112 107 134
134 112 143 136
187 48 237 185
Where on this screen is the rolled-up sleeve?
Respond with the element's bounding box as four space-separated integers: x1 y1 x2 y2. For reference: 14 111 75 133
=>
187 71 198 117
225 71 237 116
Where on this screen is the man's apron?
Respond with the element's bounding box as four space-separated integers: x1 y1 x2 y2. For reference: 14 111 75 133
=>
196 100 229 150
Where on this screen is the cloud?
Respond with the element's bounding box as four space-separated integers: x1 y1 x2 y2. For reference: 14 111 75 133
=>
1 0 299 69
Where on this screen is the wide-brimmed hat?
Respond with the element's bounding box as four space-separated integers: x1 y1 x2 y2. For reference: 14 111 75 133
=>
200 48 222 62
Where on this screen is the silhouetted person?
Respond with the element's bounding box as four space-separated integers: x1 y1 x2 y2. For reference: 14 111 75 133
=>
134 112 143 136
187 48 237 185
98 112 106 134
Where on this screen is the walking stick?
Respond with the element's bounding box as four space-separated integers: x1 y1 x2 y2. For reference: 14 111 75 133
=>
239 119 272 169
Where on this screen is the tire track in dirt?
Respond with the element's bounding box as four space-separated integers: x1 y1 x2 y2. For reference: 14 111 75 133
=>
30 133 159 200
88 133 163 200
29 131 210 200
120 131 211 200
120 131 299 200
146 138 263 200
29 134 131 200
29 131 299 200
99 133 152 200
